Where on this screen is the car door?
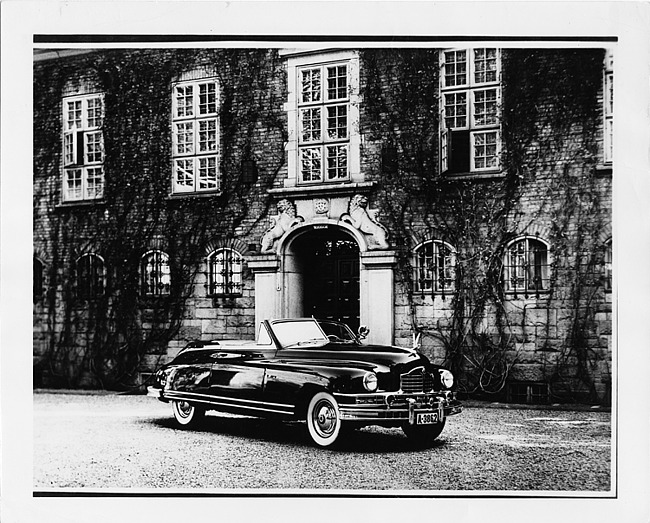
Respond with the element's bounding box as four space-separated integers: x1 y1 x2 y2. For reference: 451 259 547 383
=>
208 347 267 402
208 327 277 407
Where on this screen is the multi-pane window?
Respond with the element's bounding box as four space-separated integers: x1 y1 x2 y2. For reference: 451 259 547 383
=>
141 250 171 296
604 50 614 164
208 248 243 296
172 77 220 194
413 241 456 295
504 238 550 296
34 257 44 301
62 93 105 201
297 62 350 183
440 48 501 175
76 253 106 299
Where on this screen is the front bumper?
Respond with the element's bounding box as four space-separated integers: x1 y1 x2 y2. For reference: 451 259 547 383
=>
334 390 462 425
147 385 167 401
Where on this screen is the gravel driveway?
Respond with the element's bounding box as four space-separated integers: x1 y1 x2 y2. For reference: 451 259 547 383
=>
33 391 611 493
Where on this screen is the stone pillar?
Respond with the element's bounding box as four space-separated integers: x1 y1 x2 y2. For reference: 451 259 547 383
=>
360 250 397 346
247 254 280 330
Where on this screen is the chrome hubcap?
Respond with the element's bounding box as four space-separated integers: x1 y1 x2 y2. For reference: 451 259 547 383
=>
313 401 336 436
178 401 192 417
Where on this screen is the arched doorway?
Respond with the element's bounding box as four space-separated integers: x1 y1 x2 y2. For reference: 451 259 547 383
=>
290 227 360 332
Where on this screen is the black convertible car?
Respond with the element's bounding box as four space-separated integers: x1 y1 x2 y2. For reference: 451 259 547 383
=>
148 318 462 447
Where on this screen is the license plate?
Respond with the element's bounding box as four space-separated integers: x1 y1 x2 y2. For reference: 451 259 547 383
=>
416 412 439 425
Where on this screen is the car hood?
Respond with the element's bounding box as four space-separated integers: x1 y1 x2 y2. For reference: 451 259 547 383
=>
276 342 433 374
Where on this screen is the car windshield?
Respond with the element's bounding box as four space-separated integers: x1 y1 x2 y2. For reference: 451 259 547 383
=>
317 320 359 344
271 320 328 348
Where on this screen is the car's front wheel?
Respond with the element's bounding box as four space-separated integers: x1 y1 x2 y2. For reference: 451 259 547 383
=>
171 400 205 428
402 419 446 446
306 392 342 447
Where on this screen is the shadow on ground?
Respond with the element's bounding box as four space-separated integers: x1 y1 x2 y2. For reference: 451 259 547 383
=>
148 414 447 453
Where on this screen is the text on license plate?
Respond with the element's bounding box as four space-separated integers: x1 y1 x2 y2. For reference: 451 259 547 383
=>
416 412 439 425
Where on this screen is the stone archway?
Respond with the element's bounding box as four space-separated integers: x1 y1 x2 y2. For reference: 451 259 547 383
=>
249 221 398 346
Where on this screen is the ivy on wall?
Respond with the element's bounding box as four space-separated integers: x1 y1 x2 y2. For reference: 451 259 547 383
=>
34 48 612 402
360 48 611 402
33 49 287 389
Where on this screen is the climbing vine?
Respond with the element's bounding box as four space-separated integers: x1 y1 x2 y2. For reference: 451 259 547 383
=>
33 47 611 402
360 48 611 402
33 48 287 389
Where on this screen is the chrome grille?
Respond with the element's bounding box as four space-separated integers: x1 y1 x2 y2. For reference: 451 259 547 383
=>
400 367 434 393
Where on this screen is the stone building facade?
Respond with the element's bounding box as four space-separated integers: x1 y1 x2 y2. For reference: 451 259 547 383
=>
33 47 613 403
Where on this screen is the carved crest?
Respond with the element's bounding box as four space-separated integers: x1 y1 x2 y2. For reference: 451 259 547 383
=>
313 198 330 216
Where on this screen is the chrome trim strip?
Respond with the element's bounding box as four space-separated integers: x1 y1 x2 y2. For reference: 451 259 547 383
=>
163 390 295 415
334 390 455 403
339 405 461 421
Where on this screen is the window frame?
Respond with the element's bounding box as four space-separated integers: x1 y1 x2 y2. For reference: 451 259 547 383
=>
75 253 106 299
171 75 221 195
297 61 351 184
283 50 361 189
503 237 551 297
61 92 105 202
604 238 612 292
207 247 244 297
440 48 502 176
140 250 171 297
413 240 457 296
603 49 614 165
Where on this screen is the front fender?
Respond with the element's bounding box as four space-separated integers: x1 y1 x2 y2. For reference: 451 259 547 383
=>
263 361 378 417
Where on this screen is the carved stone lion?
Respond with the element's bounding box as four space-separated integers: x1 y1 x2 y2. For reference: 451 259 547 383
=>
341 194 389 250
260 199 304 253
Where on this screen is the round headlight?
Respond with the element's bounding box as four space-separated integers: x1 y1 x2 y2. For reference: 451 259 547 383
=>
439 369 454 389
363 372 378 392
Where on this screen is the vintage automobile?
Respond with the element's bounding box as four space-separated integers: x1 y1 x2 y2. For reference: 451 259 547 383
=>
148 318 462 447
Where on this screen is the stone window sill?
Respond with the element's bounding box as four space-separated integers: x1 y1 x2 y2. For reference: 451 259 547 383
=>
268 181 376 199
56 199 105 210
595 164 613 176
444 170 505 181
167 191 223 201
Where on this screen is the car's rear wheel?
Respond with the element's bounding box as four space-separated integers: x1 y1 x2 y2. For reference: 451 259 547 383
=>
306 392 342 447
171 400 205 428
401 419 446 446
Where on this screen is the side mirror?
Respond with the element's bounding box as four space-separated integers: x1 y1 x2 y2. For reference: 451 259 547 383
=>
358 325 370 340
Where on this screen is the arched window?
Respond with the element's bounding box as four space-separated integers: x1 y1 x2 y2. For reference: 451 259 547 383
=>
141 250 171 296
413 240 456 295
34 257 44 300
504 237 550 296
76 253 106 298
208 248 243 296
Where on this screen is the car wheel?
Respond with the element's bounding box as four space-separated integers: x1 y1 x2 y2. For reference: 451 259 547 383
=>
402 419 446 446
171 400 205 428
306 392 342 447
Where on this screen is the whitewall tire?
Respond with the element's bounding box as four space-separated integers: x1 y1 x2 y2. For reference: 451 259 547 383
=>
171 400 205 428
306 392 342 447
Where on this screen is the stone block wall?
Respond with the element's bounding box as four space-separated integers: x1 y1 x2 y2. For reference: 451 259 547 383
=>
33 47 612 402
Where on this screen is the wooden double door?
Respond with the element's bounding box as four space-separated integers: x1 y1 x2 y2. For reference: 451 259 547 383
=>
296 229 360 332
